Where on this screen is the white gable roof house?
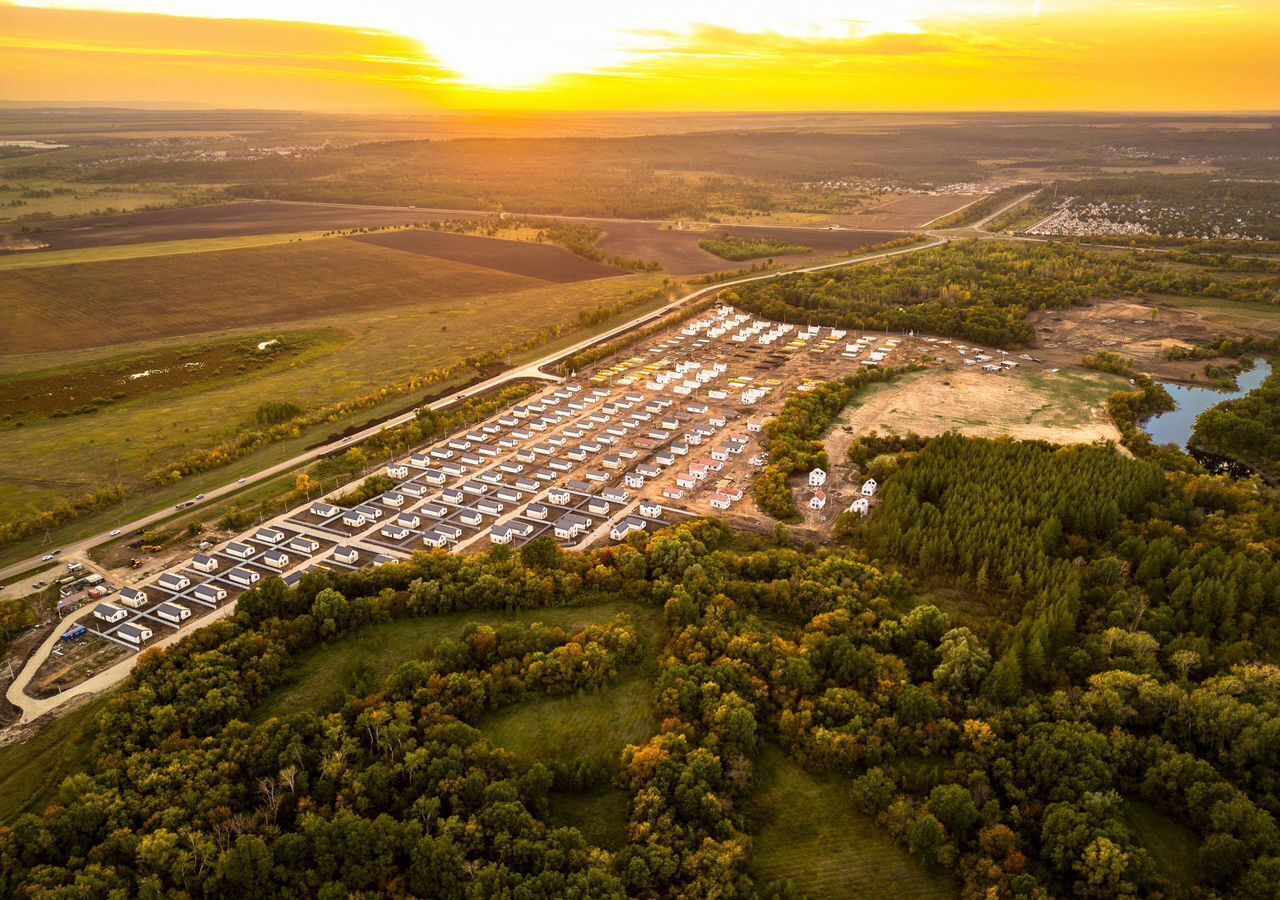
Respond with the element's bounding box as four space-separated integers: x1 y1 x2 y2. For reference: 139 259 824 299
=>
809 468 827 487
810 490 827 511
849 497 870 516
861 478 878 497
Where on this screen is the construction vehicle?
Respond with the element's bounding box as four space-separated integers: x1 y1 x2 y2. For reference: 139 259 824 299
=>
141 545 163 553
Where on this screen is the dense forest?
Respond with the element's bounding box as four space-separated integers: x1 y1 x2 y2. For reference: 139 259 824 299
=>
726 242 1280 348
1193 363 1280 477
4 426 1280 897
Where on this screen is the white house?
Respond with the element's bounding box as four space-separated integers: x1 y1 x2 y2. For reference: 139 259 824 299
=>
154 601 189 622
810 490 827 511
381 525 411 540
421 530 449 549
193 583 226 604
332 546 359 564
849 497 870 516
489 524 514 545
310 501 340 518
117 622 153 645
263 550 290 569
554 514 592 540
342 509 368 527
156 601 192 625
610 518 647 541
119 586 148 608
387 464 409 479
809 468 827 487
255 527 285 544
93 602 128 623
708 492 732 511
226 541 254 559
639 500 663 518
289 536 320 554
861 478 878 497
157 572 189 592
227 567 260 587
191 554 218 574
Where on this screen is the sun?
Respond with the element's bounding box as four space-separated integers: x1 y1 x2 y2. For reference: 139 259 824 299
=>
396 8 653 90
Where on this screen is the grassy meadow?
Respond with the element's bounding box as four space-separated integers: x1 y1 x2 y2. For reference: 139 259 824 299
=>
750 747 958 899
479 672 658 772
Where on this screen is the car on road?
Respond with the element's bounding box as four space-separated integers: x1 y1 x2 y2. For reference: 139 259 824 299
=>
195 494 205 500
32 581 46 589
42 553 54 561
238 477 246 483
110 529 121 536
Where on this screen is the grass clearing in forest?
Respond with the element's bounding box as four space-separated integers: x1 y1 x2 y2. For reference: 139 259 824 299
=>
252 599 661 720
547 788 632 849
750 746 958 900
1124 799 1201 892
480 671 658 772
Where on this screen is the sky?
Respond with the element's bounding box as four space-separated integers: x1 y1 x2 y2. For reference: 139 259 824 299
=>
2 0 1277 111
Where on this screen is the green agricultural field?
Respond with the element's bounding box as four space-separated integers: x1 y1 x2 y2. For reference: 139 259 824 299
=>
480 672 658 772
750 747 958 900
253 599 661 720
0 697 105 824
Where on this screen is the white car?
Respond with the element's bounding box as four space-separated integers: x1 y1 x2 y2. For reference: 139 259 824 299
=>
110 529 121 536
42 553 54 561
238 477 246 484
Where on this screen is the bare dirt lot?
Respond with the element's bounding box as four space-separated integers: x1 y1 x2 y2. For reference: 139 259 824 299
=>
830 193 987 229
1028 296 1277 381
595 222 903 274
827 367 1126 456
350 229 624 282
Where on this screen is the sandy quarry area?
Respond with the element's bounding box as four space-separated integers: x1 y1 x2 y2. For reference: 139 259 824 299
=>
826 366 1124 460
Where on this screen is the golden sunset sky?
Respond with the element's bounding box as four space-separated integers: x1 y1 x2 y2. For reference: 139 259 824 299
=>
2 0 1277 110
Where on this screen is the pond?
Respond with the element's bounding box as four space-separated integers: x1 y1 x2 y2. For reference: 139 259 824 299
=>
1141 359 1272 451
